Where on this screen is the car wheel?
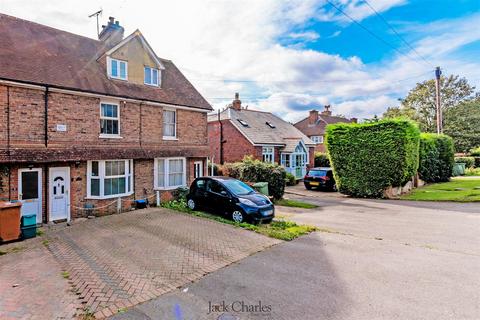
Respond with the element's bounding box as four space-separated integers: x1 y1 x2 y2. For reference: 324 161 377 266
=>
187 199 196 210
231 210 245 223
305 184 312 190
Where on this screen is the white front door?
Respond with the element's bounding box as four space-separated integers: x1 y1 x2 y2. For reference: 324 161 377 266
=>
194 161 203 178
18 168 42 224
49 167 70 222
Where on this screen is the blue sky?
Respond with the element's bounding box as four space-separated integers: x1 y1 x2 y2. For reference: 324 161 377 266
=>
1 0 479 121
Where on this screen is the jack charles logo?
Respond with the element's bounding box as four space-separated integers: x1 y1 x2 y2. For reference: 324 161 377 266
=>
208 300 272 315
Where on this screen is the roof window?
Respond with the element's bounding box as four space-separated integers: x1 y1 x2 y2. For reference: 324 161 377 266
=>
266 121 275 128
237 119 249 127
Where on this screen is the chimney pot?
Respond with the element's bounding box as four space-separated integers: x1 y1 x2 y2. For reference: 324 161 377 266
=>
321 105 332 116
99 17 124 47
232 93 242 111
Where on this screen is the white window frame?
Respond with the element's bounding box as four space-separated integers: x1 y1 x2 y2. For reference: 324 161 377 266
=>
144 66 160 87
107 57 128 80
86 160 133 199
311 135 324 144
194 161 203 178
163 108 177 140
99 101 121 138
154 157 187 190
262 146 275 163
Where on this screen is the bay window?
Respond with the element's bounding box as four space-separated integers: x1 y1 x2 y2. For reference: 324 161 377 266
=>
87 160 133 198
154 158 186 189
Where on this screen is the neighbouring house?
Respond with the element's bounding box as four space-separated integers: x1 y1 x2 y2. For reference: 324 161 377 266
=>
208 94 315 179
294 105 357 152
0 14 212 223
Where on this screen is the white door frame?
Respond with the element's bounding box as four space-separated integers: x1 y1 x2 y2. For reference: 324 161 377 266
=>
18 167 43 224
48 167 71 222
194 160 203 178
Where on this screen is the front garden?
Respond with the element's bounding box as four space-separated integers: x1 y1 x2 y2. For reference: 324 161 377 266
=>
401 177 480 202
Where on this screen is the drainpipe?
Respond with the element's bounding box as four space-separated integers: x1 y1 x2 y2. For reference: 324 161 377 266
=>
218 110 224 164
6 87 11 200
44 86 49 147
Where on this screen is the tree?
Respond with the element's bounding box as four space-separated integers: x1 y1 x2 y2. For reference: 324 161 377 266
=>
383 75 478 132
443 99 480 152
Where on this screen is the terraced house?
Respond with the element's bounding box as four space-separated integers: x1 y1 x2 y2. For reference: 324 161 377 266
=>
0 14 211 223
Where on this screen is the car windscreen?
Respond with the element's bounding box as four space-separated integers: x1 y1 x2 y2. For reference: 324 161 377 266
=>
308 170 327 177
221 179 255 195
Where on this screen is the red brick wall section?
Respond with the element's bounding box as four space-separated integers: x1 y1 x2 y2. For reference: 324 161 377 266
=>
208 120 257 164
313 144 326 153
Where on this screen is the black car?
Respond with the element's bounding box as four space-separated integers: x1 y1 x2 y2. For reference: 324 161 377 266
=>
304 167 337 191
186 177 274 224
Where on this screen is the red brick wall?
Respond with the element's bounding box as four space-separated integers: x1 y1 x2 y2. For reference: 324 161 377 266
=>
313 144 326 153
208 120 257 164
0 85 209 160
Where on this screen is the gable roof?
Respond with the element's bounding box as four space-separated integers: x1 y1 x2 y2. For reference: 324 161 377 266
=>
0 13 211 110
208 108 315 148
294 113 354 136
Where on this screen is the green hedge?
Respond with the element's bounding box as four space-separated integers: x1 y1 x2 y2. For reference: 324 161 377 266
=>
314 152 330 167
455 156 475 168
435 134 455 181
326 119 420 198
418 133 440 182
470 147 480 156
221 156 286 199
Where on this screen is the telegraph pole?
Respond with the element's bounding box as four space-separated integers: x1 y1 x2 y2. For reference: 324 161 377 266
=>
435 66 442 134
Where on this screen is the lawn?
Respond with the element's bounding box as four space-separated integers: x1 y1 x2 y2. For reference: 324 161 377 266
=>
161 199 317 241
274 198 318 209
401 177 480 202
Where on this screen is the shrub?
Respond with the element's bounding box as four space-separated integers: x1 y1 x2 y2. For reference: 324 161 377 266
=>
470 147 480 156
418 133 440 182
171 187 189 201
222 156 286 199
455 156 475 168
326 119 420 198
465 167 480 176
314 152 330 167
285 172 297 186
435 134 455 182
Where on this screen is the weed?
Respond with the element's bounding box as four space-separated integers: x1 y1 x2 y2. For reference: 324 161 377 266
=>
61 271 70 279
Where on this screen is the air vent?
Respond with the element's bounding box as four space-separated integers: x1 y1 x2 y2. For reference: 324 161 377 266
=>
266 121 275 128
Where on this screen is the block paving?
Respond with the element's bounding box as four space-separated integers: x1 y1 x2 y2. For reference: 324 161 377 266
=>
0 208 279 319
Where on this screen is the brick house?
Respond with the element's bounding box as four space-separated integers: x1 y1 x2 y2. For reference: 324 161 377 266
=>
294 106 357 152
0 14 212 223
208 94 315 179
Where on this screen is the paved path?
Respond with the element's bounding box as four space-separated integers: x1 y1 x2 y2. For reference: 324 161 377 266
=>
0 208 279 319
112 187 480 320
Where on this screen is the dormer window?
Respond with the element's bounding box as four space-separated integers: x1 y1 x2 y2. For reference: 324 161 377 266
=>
108 58 127 80
144 66 160 86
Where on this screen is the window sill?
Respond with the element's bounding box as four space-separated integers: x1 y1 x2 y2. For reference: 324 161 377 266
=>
154 185 186 191
85 192 133 200
99 134 123 139
144 82 160 87
162 136 178 141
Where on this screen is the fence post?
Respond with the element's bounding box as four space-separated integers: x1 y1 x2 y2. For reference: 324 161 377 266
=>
117 197 121 213
156 190 160 207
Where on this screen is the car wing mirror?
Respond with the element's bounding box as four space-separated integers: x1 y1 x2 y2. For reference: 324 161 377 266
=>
220 190 230 197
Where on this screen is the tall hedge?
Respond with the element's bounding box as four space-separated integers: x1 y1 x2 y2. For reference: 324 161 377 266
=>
325 119 420 198
418 133 440 182
435 134 455 182
221 156 286 199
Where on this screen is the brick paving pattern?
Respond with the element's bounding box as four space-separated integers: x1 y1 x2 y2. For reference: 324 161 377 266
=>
0 208 279 319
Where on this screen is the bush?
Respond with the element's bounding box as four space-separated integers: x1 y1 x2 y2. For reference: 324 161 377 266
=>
418 133 440 182
435 134 455 182
171 187 189 201
326 119 420 198
221 156 286 199
455 156 475 168
285 172 297 186
470 147 480 156
314 152 330 167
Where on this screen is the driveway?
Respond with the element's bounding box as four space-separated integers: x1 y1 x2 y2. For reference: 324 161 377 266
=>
112 186 480 320
0 208 279 319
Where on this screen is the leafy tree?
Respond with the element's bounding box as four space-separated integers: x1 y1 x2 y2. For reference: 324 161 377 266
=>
443 99 480 152
384 75 477 130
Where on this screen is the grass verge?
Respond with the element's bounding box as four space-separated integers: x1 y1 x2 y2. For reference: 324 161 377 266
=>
274 198 318 209
161 200 317 241
401 177 480 202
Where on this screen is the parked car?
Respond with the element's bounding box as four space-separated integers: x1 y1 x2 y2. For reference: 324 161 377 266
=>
304 167 337 191
186 177 274 224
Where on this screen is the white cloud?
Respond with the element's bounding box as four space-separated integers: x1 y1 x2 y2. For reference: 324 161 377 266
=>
288 31 320 41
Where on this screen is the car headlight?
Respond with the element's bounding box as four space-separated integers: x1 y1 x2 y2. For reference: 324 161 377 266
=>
238 198 256 206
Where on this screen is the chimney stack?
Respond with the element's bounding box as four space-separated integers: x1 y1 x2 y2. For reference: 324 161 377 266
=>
232 93 242 110
308 109 319 125
321 105 332 116
351 117 358 123
99 17 124 48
